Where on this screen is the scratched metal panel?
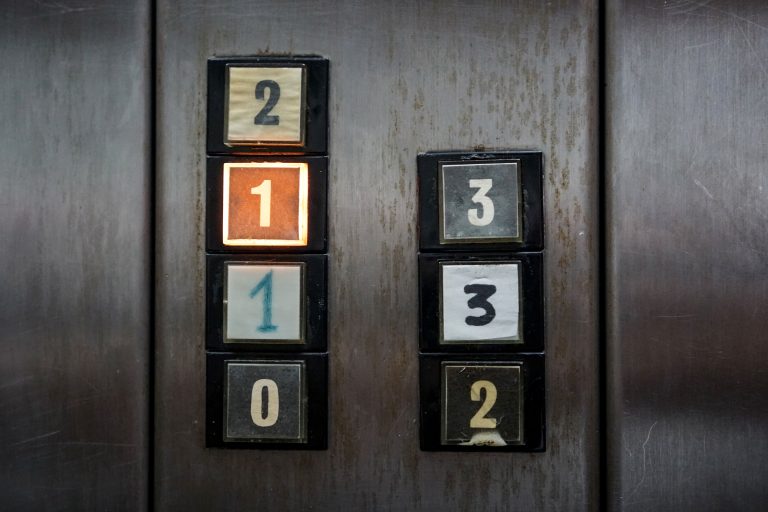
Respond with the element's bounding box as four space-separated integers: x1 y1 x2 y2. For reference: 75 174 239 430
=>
606 2 768 510
156 1 598 509
0 1 150 510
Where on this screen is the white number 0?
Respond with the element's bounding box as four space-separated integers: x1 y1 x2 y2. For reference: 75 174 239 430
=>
467 179 494 226
251 378 279 427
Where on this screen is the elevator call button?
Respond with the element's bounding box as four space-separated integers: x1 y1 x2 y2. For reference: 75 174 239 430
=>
224 360 307 443
440 161 521 243
441 261 520 343
226 65 305 145
441 362 522 446
207 57 328 155
206 56 329 451
418 151 543 252
223 162 308 247
225 262 304 342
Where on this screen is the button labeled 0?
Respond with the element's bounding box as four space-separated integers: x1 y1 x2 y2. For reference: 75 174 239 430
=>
225 360 306 443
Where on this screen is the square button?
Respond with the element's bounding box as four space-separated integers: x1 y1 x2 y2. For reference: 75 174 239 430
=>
417 151 542 252
440 161 521 243
442 362 522 446
226 65 305 145
441 262 520 343
225 262 304 342
224 360 306 443
223 162 308 247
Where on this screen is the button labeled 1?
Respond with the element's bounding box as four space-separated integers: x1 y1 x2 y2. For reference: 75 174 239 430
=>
440 161 521 243
225 262 304 342
223 162 308 246
225 360 306 442
441 261 520 343
442 362 522 446
226 65 305 145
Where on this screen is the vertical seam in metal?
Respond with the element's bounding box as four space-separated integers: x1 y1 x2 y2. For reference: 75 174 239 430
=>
148 0 157 509
598 0 608 510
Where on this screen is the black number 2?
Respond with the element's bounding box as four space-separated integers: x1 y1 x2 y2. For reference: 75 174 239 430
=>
254 80 280 125
463 284 497 326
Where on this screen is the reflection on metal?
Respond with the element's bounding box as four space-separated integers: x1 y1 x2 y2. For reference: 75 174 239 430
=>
606 1 768 509
0 0 151 509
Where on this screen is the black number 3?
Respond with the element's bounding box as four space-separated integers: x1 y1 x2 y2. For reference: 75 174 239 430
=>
463 284 496 326
254 80 280 125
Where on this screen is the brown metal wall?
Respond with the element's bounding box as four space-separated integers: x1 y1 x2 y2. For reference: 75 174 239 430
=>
0 1 151 510
155 1 599 510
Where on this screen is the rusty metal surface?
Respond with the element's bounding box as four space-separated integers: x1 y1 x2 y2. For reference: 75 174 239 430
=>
155 1 598 509
0 1 151 510
606 1 768 510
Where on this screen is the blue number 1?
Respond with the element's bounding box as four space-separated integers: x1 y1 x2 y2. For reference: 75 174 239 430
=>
249 270 277 333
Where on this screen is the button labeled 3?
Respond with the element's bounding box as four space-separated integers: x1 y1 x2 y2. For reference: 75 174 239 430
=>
441 262 520 343
440 161 521 243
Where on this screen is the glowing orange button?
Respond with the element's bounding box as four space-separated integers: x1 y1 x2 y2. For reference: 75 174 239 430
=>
222 162 309 246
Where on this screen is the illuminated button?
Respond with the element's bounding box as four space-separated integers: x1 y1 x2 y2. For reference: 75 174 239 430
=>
225 360 306 443
442 362 522 446
223 162 308 246
440 261 521 343
225 262 304 342
440 161 521 243
226 65 305 145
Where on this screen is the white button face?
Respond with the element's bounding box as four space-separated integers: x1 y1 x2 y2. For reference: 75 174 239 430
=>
225 263 304 342
441 262 520 342
226 66 305 145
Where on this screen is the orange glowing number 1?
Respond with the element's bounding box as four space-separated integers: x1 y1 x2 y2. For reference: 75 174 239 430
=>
250 179 272 227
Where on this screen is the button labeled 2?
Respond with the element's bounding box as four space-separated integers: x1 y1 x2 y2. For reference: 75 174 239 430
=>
441 261 520 343
226 65 305 145
224 360 306 442
442 362 522 446
223 162 308 246
225 262 304 342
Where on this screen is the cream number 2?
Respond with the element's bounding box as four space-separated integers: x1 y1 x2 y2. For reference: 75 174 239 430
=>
469 380 498 428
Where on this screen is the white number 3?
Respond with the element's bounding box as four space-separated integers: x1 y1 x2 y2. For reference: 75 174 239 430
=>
467 179 494 226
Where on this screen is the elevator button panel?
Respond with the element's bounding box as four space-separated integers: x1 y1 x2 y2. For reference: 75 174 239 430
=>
206 56 329 450
207 56 328 154
418 150 545 452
